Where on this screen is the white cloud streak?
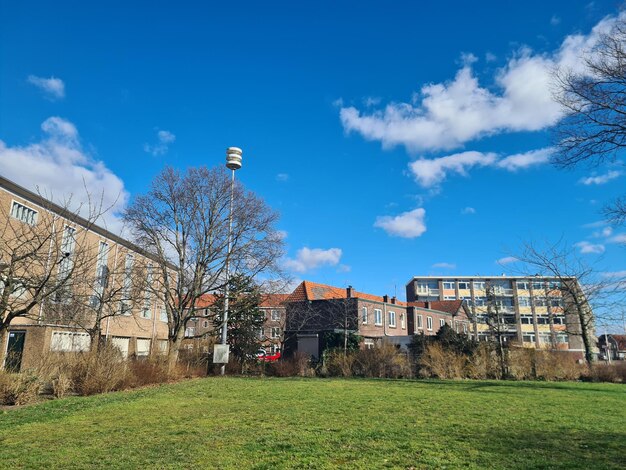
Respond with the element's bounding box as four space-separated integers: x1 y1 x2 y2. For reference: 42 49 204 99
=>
461 206 476 215
574 241 605 254
0 117 129 233
579 170 622 185
496 256 519 265
374 208 426 238
432 262 456 269
27 75 65 100
283 247 342 273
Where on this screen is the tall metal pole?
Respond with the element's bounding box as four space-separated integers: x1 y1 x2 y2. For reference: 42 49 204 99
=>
220 147 242 376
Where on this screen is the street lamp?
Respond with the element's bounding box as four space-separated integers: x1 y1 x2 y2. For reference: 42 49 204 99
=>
219 147 242 375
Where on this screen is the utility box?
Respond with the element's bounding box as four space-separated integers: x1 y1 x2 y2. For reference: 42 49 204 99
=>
213 344 230 363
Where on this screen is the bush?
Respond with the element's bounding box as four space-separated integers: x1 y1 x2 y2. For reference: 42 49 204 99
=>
352 344 413 379
0 371 41 405
266 352 313 377
586 362 626 383
418 343 466 379
323 349 355 377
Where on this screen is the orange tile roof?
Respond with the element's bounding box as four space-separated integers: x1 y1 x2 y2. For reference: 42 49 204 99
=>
194 294 218 308
260 293 290 308
286 280 407 306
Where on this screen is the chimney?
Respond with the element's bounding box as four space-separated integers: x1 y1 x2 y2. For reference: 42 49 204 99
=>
383 294 389 303
425 301 431 309
346 285 353 298
391 296 396 304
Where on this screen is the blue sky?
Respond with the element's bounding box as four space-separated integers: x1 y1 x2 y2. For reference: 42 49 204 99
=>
1 0 624 305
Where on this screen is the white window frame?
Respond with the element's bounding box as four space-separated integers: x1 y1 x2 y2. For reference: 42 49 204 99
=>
427 316 433 331
10 200 38 225
388 311 396 328
439 318 446 327
473 281 486 290
417 314 423 329
271 309 280 321
374 309 382 326
361 306 368 324
458 281 470 290
442 281 455 290
271 327 281 339
400 313 405 329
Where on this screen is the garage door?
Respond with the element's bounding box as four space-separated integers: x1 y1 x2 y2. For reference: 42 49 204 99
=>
111 336 130 358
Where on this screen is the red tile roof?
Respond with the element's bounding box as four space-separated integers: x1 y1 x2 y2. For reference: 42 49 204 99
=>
408 300 465 316
286 280 407 306
260 293 290 308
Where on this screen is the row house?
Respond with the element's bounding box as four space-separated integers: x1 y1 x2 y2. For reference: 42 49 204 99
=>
284 281 410 359
0 176 172 371
181 293 288 355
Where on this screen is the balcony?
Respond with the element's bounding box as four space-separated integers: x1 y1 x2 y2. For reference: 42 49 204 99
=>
493 287 514 296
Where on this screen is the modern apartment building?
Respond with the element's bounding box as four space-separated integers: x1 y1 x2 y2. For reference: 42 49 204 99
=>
406 275 591 356
0 176 171 371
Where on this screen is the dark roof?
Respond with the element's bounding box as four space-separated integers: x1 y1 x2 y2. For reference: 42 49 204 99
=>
408 300 465 315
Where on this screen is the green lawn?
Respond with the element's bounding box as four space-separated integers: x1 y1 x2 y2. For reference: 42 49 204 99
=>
0 378 624 469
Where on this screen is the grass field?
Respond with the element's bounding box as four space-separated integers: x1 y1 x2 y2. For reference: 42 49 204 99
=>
0 378 624 469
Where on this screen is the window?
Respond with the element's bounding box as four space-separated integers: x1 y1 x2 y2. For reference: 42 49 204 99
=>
444 296 457 300
400 313 406 329
473 281 486 290
361 307 368 324
271 309 280 321
364 339 375 349
136 338 151 357
417 314 423 329
270 344 280 354
458 281 470 290
388 311 396 327
534 297 547 307
536 315 550 325
141 264 153 319
516 281 529 290
91 241 109 308
463 323 468 334
520 315 534 325
439 319 445 327
518 296 531 307
549 281 561 289
523 333 536 343
553 315 565 325
158 340 168 354
271 327 281 339
160 305 168 322
10 201 38 225
258 327 265 339
442 281 455 290
550 298 563 307
55 226 76 303
473 297 486 307
556 333 569 344
427 316 433 331
203 320 209 328
203 309 210 317
184 327 195 338
374 309 382 325
416 282 429 294
120 254 134 314
50 331 90 352
532 281 545 291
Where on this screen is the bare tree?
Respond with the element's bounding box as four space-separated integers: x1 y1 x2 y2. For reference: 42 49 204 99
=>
484 283 512 378
123 166 284 371
514 240 625 364
0 194 108 365
552 16 626 223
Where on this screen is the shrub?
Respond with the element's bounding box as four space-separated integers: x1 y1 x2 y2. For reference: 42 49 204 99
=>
586 362 626 383
0 371 41 405
266 352 313 377
323 349 355 377
353 344 413 379
128 357 170 387
418 343 466 379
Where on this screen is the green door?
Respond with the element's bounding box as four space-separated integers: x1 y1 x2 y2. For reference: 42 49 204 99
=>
5 331 26 372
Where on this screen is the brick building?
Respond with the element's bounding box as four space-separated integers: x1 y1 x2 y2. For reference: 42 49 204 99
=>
0 175 172 371
284 281 410 358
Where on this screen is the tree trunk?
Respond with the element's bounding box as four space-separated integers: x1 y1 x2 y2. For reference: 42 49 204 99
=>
167 328 185 373
0 327 7 368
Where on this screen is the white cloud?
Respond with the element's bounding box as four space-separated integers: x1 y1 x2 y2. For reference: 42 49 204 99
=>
592 226 613 238
276 173 289 182
496 147 553 171
374 208 426 238
283 247 342 273
27 75 65 100
144 129 176 156
409 151 497 188
0 117 128 233
574 241 605 254
408 148 552 188
432 262 456 269
339 13 622 153
337 264 351 273
608 234 626 244
600 271 626 278
579 170 622 185
461 206 476 215
551 15 561 26
496 256 519 265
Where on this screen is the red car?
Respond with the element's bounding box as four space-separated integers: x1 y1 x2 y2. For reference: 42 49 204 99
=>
256 349 281 362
